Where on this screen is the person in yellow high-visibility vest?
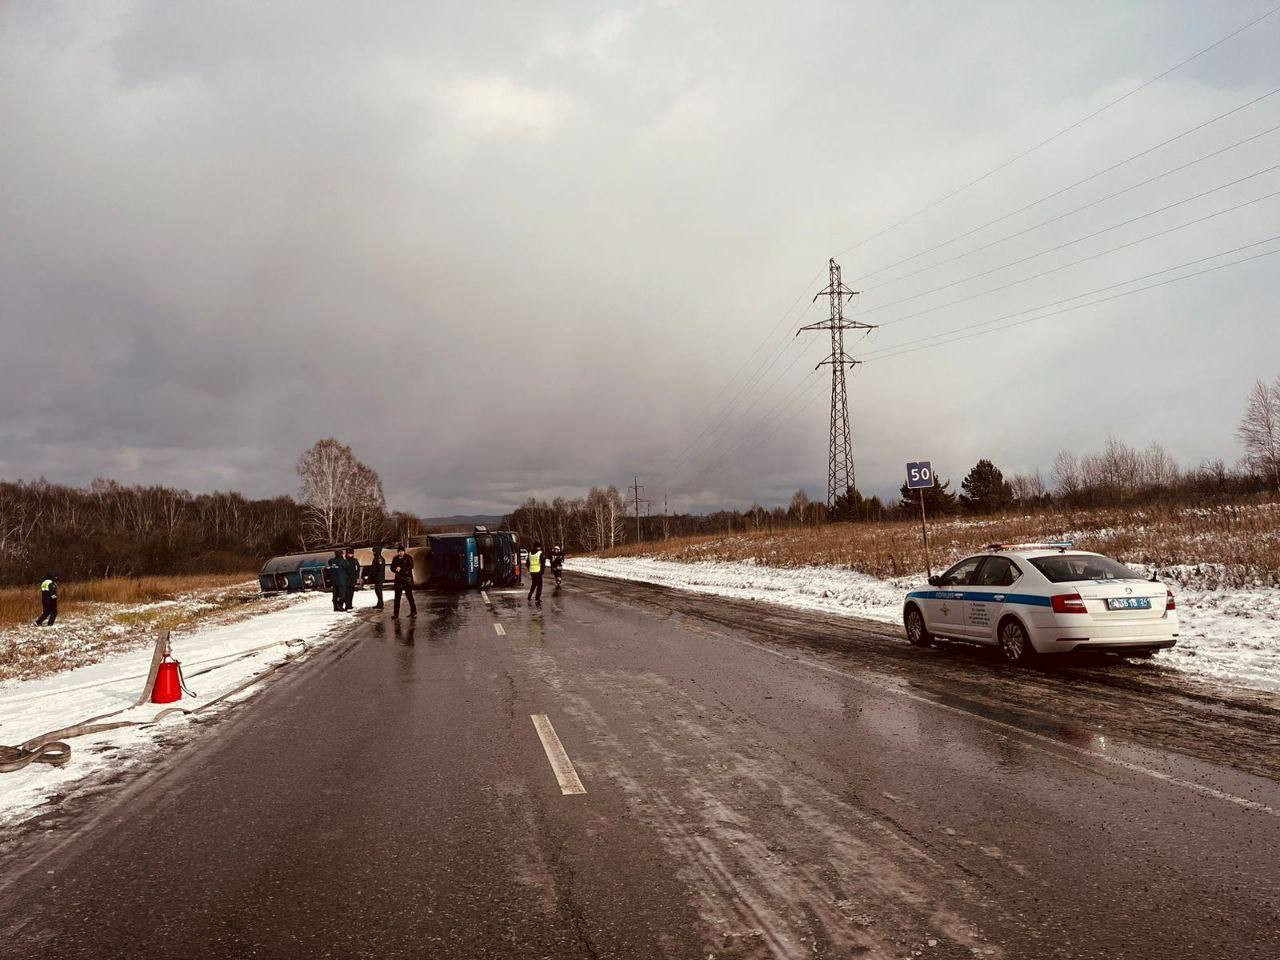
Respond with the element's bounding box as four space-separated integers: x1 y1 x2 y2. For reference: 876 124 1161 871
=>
527 542 544 606
36 575 58 626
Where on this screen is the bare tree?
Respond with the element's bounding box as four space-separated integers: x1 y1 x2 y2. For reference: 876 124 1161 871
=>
1237 377 1280 491
1009 472 1046 503
1141 443 1180 489
1051 450 1081 500
296 439 387 545
789 489 811 527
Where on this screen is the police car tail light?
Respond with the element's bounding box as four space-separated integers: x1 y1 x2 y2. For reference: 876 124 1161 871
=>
1051 593 1087 614
1165 589 1176 611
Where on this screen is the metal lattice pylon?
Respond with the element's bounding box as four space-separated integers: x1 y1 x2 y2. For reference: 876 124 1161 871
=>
797 258 877 507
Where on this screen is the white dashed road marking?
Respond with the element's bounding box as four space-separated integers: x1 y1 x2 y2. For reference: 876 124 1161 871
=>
493 623 506 636
481 590 490 605
531 714 587 795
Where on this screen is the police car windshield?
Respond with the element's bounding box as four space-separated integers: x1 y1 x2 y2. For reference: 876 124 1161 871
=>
1029 554 1145 583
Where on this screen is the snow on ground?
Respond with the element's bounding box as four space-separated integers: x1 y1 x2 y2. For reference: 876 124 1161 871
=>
1 582 249 682
567 557 1280 695
0 589 368 827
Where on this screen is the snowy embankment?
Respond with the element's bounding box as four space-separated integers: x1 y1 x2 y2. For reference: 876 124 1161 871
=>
0 590 360 827
567 557 1280 695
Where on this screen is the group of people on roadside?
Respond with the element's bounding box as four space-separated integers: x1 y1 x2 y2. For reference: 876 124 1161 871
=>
33 540 564 628
328 543 417 618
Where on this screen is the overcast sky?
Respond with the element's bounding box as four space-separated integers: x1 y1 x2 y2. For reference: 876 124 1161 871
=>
2 1 1278 516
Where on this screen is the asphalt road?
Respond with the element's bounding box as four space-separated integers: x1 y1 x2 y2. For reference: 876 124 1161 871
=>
2 575 1279 959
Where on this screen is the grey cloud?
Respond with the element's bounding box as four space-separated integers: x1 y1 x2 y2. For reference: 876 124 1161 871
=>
2 1 1277 515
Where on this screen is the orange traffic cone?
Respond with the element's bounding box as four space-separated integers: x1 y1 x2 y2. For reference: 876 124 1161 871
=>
151 656 183 704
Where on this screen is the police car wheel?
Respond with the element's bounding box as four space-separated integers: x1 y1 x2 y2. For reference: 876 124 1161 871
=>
904 606 932 647
998 619 1034 663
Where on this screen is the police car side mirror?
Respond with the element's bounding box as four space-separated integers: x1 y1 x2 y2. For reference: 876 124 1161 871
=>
927 575 942 587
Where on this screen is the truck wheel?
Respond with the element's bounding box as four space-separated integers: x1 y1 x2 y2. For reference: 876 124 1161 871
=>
905 606 932 647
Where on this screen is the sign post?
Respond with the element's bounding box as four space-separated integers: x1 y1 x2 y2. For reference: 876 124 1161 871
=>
906 461 934 578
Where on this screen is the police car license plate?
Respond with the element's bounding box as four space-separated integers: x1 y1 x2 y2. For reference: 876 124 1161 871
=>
1106 597 1151 610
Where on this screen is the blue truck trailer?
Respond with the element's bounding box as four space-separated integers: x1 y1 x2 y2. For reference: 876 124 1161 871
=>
258 551 333 593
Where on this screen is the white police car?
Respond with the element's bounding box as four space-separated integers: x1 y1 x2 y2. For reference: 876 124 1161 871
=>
902 543 1178 663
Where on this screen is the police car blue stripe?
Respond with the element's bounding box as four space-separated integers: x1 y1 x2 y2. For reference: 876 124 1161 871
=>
905 590 1051 607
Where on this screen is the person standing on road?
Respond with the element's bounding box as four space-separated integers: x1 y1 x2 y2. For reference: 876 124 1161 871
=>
344 547 360 611
390 543 417 618
369 544 386 610
35 574 59 626
549 545 565 586
527 542 544 606
327 549 349 612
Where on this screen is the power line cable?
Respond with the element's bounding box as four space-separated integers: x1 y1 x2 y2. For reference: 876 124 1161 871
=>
647 276 824 485
676 376 830 499
860 235 1280 360
862 182 1280 325
847 85 1280 288
652 295 822 487
869 245 1280 361
863 128 1280 311
831 4 1280 260
661 336 827 492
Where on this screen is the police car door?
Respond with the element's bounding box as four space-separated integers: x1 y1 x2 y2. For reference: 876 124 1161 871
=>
930 556 983 637
965 556 1019 643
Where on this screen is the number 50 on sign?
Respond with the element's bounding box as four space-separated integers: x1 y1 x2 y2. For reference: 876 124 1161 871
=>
906 461 933 490
906 460 935 576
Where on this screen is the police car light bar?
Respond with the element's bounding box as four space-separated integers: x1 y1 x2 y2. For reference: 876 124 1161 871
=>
983 541 1074 552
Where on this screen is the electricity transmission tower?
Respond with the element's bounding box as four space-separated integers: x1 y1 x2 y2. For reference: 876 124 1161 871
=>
797 258 877 508
628 476 650 543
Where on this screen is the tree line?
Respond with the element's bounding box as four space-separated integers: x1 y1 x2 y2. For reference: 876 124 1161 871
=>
509 378 1280 552
0 438 421 587
0 478 308 586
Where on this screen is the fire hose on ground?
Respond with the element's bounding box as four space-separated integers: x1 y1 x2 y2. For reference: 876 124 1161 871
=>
0 637 311 775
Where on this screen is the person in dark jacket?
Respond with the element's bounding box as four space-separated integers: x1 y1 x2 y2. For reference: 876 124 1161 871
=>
36 574 58 626
390 544 417 618
344 548 360 610
369 544 386 610
327 550 349 611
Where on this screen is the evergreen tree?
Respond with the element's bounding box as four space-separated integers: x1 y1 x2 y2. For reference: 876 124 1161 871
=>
958 459 1014 513
830 486 863 522
897 475 958 514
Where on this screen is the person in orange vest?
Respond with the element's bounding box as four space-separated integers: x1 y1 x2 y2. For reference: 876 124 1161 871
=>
527 543 544 606
36 575 58 626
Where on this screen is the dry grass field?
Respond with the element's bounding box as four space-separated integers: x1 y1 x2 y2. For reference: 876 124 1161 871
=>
600 501 1280 587
0 573 255 628
0 573 268 682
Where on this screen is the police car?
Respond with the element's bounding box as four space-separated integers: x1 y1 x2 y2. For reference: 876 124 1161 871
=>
902 543 1178 663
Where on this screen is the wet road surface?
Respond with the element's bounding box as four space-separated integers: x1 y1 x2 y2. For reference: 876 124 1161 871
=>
2 576 1279 959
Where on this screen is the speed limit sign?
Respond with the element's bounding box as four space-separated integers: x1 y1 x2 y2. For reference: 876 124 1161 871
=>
906 460 935 576
906 461 933 490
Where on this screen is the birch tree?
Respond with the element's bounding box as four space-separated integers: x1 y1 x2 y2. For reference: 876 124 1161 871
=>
296 439 387 544
1237 377 1280 491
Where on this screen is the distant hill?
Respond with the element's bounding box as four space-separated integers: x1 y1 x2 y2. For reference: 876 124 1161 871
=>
423 514 507 529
